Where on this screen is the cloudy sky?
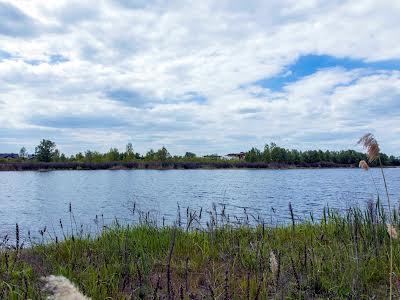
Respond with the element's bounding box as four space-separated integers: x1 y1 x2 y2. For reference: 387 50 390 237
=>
0 0 399 156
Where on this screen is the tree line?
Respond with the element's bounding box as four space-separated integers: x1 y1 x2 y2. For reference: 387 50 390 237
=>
244 143 400 166
2 139 400 166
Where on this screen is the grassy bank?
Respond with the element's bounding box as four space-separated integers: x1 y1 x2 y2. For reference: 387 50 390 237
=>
1 202 399 299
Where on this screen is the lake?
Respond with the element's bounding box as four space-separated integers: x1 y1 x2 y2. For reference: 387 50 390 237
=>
1 168 399 241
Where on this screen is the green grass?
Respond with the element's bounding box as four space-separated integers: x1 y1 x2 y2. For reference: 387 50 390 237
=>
0 202 399 299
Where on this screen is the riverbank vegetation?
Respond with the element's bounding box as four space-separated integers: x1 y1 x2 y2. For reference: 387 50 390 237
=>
0 200 399 299
1 139 399 170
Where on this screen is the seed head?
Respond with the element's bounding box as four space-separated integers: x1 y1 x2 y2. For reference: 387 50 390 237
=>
387 224 398 239
269 250 278 275
358 160 369 171
42 275 90 300
358 133 380 162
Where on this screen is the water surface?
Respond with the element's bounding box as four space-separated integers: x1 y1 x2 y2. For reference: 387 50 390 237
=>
1 168 399 240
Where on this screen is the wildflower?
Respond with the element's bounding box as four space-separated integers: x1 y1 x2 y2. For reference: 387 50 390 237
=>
269 250 278 275
387 224 398 239
358 160 369 171
358 133 380 162
43 275 90 300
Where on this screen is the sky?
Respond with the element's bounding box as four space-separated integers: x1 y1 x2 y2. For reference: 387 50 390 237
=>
0 0 400 156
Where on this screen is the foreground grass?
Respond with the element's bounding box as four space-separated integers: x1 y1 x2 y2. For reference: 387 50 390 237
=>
0 204 398 299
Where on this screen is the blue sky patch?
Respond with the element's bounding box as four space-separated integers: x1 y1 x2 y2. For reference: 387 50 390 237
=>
106 89 150 108
24 59 44 66
180 92 207 104
254 54 400 92
0 49 12 60
49 54 69 64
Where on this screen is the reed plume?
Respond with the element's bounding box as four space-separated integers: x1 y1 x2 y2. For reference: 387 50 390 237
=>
357 133 380 162
358 160 369 171
387 224 398 240
269 250 278 276
358 133 394 299
43 275 90 300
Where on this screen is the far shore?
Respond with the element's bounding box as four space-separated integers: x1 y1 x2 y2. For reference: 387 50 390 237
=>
2 161 398 171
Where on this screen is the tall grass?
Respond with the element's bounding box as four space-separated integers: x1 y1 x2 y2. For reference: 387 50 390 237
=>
0 199 399 299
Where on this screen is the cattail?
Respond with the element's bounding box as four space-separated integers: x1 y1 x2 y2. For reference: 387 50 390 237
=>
358 133 380 162
269 250 278 275
359 160 369 171
387 224 398 239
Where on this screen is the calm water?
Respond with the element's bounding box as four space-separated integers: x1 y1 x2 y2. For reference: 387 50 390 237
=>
0 168 399 240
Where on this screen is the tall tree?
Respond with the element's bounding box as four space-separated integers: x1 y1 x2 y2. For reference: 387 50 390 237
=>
262 144 271 163
184 152 196 159
106 148 120 161
155 146 171 161
245 147 262 162
19 147 27 159
125 143 135 161
35 140 57 162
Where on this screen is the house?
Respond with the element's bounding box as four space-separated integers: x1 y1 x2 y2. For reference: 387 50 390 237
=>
0 153 20 159
225 152 246 160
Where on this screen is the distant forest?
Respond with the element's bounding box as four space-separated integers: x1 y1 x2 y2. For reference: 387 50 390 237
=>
1 139 399 169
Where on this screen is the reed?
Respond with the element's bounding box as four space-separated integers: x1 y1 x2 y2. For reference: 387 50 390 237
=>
358 133 395 299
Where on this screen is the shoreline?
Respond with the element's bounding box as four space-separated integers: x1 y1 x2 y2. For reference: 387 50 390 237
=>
1 161 399 171
0 161 366 171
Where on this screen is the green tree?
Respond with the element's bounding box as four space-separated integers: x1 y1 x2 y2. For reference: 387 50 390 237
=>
84 150 93 162
19 147 27 159
125 143 135 161
145 149 155 160
245 147 262 162
270 144 287 163
155 146 171 161
35 139 57 162
106 148 120 161
184 152 196 159
53 149 61 162
75 152 84 161
262 144 271 163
